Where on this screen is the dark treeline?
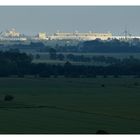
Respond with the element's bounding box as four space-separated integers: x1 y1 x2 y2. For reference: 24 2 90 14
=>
48 49 121 64
0 42 49 52
2 39 140 53
55 39 140 53
80 39 140 53
0 51 32 77
1 51 140 77
0 42 45 48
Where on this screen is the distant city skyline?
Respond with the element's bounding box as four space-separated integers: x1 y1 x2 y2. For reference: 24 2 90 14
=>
0 6 140 35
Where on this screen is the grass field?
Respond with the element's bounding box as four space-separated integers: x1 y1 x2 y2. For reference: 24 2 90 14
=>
32 52 140 59
0 77 140 134
32 52 140 65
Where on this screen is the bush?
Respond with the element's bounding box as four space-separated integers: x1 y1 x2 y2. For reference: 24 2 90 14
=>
4 95 14 101
53 74 58 78
101 84 105 87
96 130 109 134
134 82 139 86
103 75 107 78
35 54 40 59
39 71 51 78
18 73 24 78
114 75 119 78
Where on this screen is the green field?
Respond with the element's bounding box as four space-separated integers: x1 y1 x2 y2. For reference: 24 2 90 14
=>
32 52 140 59
32 52 140 65
0 77 140 134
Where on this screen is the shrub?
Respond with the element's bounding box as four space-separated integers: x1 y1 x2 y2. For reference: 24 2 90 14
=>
103 75 107 78
96 130 109 134
101 84 105 87
114 75 119 78
4 95 14 101
134 82 139 86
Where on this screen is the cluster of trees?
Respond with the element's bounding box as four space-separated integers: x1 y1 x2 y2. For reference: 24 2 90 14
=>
65 54 122 64
53 39 140 53
4 95 14 101
49 50 139 66
48 48 121 64
45 38 140 54
49 48 64 60
0 51 32 77
66 54 91 62
1 51 140 77
5 42 46 48
55 45 79 52
80 39 140 53
49 48 91 62
2 39 140 53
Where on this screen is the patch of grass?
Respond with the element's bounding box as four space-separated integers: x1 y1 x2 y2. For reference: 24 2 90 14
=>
0 77 140 133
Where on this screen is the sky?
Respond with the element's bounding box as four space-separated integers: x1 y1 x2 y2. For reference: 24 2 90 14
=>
0 6 140 35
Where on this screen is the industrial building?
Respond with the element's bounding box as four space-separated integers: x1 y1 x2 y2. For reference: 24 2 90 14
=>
0 28 140 42
38 32 47 40
0 28 27 41
49 31 112 40
4 28 20 37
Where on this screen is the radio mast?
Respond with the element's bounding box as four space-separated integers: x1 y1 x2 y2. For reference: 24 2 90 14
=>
124 26 128 40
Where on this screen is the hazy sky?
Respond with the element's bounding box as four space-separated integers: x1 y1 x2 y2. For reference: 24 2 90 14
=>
0 6 140 35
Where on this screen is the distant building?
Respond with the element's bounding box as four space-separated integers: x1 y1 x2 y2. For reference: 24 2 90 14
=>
49 31 112 40
4 28 20 37
0 37 27 41
0 28 27 41
38 32 47 40
112 35 140 40
1 28 140 42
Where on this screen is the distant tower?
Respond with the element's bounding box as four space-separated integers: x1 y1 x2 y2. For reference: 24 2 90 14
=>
124 26 128 40
89 30 92 34
128 33 132 47
57 30 60 33
75 30 78 33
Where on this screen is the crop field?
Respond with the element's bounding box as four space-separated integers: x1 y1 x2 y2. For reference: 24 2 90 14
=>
0 77 140 134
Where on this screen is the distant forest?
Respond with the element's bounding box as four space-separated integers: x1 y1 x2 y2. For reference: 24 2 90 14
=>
1 39 140 53
1 50 140 77
1 39 140 77
80 39 140 53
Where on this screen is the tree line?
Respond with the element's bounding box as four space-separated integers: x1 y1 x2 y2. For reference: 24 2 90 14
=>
54 39 140 53
2 39 140 53
80 39 140 53
48 48 121 64
1 51 140 77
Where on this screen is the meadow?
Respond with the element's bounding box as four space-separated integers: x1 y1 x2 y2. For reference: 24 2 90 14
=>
32 52 140 65
0 77 140 134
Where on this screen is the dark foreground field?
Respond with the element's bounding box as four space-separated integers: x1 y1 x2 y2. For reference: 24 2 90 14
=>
0 77 140 134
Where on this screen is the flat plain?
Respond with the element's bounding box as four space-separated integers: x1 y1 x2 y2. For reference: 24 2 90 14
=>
0 77 140 134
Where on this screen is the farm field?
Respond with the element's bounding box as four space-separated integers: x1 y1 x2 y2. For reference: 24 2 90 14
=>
32 52 140 65
0 77 140 134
